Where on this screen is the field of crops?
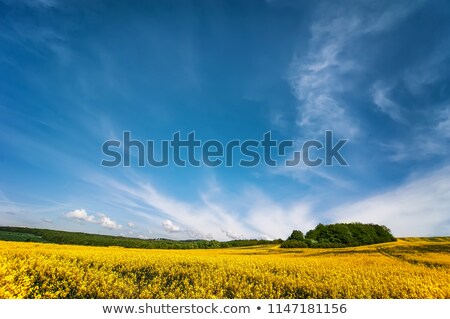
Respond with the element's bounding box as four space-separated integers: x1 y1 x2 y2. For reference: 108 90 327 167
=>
1 238 449 299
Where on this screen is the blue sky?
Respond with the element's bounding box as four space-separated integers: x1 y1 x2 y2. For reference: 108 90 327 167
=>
1 0 450 240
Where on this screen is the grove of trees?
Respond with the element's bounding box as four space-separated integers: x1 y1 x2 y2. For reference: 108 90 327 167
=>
281 223 396 248
0 223 396 250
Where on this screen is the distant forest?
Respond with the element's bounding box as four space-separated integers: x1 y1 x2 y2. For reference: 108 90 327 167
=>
0 223 396 250
0 226 282 249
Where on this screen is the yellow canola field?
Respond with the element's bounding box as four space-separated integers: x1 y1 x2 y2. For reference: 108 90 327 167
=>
1 239 449 299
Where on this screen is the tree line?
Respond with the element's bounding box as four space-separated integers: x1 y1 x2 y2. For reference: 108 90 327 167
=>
0 226 282 249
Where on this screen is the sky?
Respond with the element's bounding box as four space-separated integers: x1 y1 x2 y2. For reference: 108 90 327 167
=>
1 0 450 240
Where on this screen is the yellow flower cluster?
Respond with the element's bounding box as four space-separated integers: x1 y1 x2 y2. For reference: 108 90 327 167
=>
0 239 449 298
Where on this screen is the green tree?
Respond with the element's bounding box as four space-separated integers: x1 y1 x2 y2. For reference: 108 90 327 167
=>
280 240 308 248
287 230 304 241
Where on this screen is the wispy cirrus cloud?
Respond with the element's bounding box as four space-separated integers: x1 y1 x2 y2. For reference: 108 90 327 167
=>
403 39 450 95
436 105 450 138
379 102 450 162
1 0 59 8
371 81 405 123
281 0 425 187
289 0 421 139
0 190 69 227
82 172 317 240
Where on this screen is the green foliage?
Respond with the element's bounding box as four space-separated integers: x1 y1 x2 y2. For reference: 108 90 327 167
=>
0 230 47 243
0 226 279 249
287 230 304 241
304 222 396 247
308 242 346 248
280 239 308 248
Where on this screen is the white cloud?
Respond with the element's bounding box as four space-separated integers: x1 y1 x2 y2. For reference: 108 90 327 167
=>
270 111 288 130
289 1 420 139
65 209 122 230
84 173 317 240
380 136 445 162
404 39 450 95
289 10 359 138
371 82 404 122
65 209 95 223
186 229 213 240
245 194 317 239
274 164 354 189
2 0 58 8
436 105 450 138
84 162 450 240
127 222 135 228
328 166 450 236
222 229 243 240
379 104 450 162
295 93 359 138
98 214 122 230
362 1 420 34
34 0 58 7
162 219 181 233
258 234 272 241
282 1 424 185
0 190 70 228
